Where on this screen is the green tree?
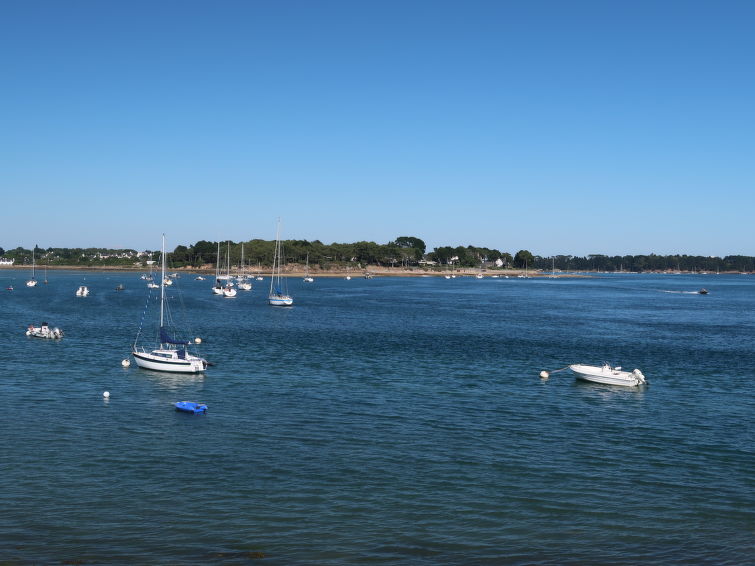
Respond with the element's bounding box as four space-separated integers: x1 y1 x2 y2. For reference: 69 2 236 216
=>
514 250 534 268
392 236 424 252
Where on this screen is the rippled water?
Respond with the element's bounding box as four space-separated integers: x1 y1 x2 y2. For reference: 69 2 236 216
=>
1 271 753 564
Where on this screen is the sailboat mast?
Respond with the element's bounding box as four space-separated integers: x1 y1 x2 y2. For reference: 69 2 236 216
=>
160 234 166 328
271 218 281 295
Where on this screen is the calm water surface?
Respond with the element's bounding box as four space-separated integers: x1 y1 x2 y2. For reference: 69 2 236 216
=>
1 271 753 564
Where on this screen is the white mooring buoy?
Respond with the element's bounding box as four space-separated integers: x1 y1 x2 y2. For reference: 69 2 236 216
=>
103 391 110 399
540 371 550 379
121 358 131 367
194 337 202 344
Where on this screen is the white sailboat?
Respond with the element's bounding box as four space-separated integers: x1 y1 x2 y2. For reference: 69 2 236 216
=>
303 254 314 283
237 243 252 290
212 242 225 295
146 256 160 288
75 285 89 297
26 247 38 287
132 235 208 373
269 219 293 306
222 242 237 298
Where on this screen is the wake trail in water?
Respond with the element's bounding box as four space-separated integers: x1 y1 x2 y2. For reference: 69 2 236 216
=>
657 289 703 294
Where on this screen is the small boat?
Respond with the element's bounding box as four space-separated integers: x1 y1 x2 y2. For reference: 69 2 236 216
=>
147 282 160 289
237 280 252 290
569 363 647 387
699 288 709 295
175 401 207 414
115 284 125 291
222 284 237 298
6 285 13 291
75 285 89 297
195 275 205 281
26 322 63 339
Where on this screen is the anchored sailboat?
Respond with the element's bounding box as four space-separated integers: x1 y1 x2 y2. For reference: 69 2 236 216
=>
303 254 314 283
268 219 293 306
26 247 38 287
132 235 208 373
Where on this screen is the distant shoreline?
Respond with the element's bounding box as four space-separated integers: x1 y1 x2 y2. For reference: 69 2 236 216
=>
1 264 748 277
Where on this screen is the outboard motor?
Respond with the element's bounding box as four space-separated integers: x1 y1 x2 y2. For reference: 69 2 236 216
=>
632 369 646 384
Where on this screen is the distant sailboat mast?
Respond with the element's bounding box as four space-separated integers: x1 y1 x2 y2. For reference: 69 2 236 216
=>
160 234 166 330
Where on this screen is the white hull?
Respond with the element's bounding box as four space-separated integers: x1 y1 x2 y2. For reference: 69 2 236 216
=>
268 295 293 306
133 349 206 373
570 364 647 387
76 286 89 297
26 280 37 287
223 287 237 298
26 326 63 339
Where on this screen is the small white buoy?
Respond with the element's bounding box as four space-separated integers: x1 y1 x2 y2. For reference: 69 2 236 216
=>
539 370 550 379
121 358 131 367
103 391 110 398
194 337 202 344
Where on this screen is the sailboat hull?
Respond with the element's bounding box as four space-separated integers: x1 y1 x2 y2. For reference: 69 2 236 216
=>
133 350 207 373
268 295 293 306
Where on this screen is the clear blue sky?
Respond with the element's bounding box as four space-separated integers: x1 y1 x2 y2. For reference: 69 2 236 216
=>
2 0 753 257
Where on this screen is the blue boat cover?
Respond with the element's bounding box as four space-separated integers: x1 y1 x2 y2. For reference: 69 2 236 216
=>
160 326 189 345
175 401 207 414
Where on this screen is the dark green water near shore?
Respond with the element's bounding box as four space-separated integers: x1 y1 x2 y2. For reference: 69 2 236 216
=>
1 271 753 564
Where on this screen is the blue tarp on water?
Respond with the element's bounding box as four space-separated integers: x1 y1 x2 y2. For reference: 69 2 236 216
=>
160 326 189 345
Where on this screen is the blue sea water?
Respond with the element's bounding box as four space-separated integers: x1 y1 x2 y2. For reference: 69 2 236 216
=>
1 271 753 565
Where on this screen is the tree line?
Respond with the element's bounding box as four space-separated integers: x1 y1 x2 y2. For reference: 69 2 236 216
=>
1 242 753 272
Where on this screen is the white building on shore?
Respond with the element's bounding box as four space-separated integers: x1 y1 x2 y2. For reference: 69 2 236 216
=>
0 258 15 266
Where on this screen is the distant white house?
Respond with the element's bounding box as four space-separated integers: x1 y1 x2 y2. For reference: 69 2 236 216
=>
0 258 15 265
495 258 504 267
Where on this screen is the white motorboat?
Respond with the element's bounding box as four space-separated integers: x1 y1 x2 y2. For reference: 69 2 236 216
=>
268 218 293 306
222 284 237 298
75 285 89 297
132 235 208 373
26 322 63 339
237 280 252 290
569 363 647 387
